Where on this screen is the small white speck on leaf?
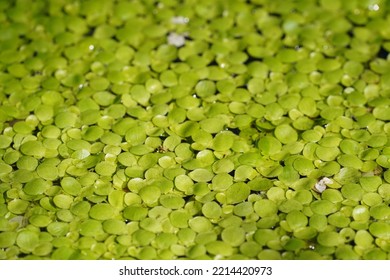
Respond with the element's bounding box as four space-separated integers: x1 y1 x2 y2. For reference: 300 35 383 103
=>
171 16 189 24
369 4 380 11
168 32 186 47
314 177 333 193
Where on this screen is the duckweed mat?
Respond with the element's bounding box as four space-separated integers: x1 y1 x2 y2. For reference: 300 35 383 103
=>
1 0 390 260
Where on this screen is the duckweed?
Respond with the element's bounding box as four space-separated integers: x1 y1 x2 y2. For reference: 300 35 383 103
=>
16 230 39 252
89 204 115 221
1 0 390 260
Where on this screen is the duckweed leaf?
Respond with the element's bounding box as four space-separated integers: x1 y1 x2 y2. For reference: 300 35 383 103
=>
16 230 39 252
89 204 115 221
